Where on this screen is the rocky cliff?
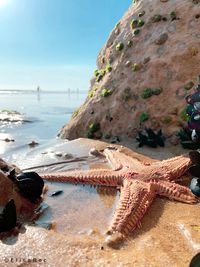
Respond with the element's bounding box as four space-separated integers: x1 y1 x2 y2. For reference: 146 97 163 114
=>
59 0 200 142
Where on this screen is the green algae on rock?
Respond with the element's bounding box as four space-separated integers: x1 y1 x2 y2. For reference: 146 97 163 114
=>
141 88 154 99
87 123 101 138
101 88 112 97
127 40 133 47
106 64 112 72
151 14 162 22
133 28 140 35
138 11 145 17
132 63 141 71
140 112 149 122
141 87 162 99
122 87 132 101
160 116 172 124
184 81 194 90
116 42 124 51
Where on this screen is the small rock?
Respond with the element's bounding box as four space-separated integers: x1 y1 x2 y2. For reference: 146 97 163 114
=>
155 33 168 45
105 232 125 248
115 28 120 35
55 152 63 157
189 177 200 197
125 61 131 67
28 140 39 148
33 221 54 230
49 190 63 197
89 148 102 157
160 0 169 2
111 136 121 143
4 138 15 142
34 203 49 215
63 153 73 159
143 57 150 64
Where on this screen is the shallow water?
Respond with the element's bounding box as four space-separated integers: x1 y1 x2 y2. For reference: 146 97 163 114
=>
0 91 86 158
0 91 86 140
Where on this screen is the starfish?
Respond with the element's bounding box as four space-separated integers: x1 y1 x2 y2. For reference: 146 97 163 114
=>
40 147 199 236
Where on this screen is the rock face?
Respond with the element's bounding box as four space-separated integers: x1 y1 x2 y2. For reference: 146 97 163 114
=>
59 0 200 141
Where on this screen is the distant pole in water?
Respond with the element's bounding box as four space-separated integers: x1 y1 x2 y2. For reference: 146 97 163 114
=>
37 86 41 101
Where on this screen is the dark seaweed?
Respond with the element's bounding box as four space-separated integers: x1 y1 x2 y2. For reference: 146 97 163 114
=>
136 128 165 148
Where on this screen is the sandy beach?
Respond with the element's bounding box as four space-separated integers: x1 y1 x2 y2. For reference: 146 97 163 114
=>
0 136 200 267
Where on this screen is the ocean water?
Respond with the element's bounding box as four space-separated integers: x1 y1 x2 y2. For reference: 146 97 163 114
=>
0 91 87 157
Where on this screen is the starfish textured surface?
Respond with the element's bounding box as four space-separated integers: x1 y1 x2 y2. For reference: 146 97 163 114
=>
41 147 198 236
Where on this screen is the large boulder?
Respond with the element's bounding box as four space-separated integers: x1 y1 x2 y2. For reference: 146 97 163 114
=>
59 0 200 141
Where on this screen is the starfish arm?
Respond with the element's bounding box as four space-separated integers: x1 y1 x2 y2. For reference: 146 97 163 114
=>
152 155 191 181
108 179 156 235
103 148 150 171
153 180 198 204
40 169 123 187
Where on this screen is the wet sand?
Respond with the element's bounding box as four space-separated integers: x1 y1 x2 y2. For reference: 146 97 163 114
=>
0 138 200 267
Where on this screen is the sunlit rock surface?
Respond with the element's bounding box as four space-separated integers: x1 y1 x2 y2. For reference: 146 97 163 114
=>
59 0 200 141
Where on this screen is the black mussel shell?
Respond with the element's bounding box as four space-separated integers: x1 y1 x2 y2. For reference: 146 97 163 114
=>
145 140 158 148
189 252 200 267
189 151 200 165
177 128 191 142
16 172 44 201
0 199 17 232
188 165 200 177
7 168 16 181
156 130 165 147
189 177 200 197
189 164 200 176
180 141 200 150
136 129 165 148
49 190 63 197
145 128 157 139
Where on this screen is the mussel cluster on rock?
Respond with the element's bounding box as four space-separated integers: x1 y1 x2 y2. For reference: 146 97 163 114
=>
0 160 44 233
177 127 200 150
189 151 200 197
180 76 200 149
136 128 165 148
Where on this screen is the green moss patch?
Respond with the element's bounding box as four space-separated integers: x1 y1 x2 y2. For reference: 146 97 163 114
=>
101 88 112 97
87 122 101 139
127 40 133 47
170 11 177 20
141 87 162 99
133 29 140 35
116 42 124 51
106 64 112 72
72 108 80 119
123 87 132 101
180 108 190 122
140 112 149 122
184 81 194 90
160 116 172 124
152 14 162 22
138 11 145 17
132 63 141 71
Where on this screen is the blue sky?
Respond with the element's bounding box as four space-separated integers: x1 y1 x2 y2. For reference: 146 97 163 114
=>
0 0 131 91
